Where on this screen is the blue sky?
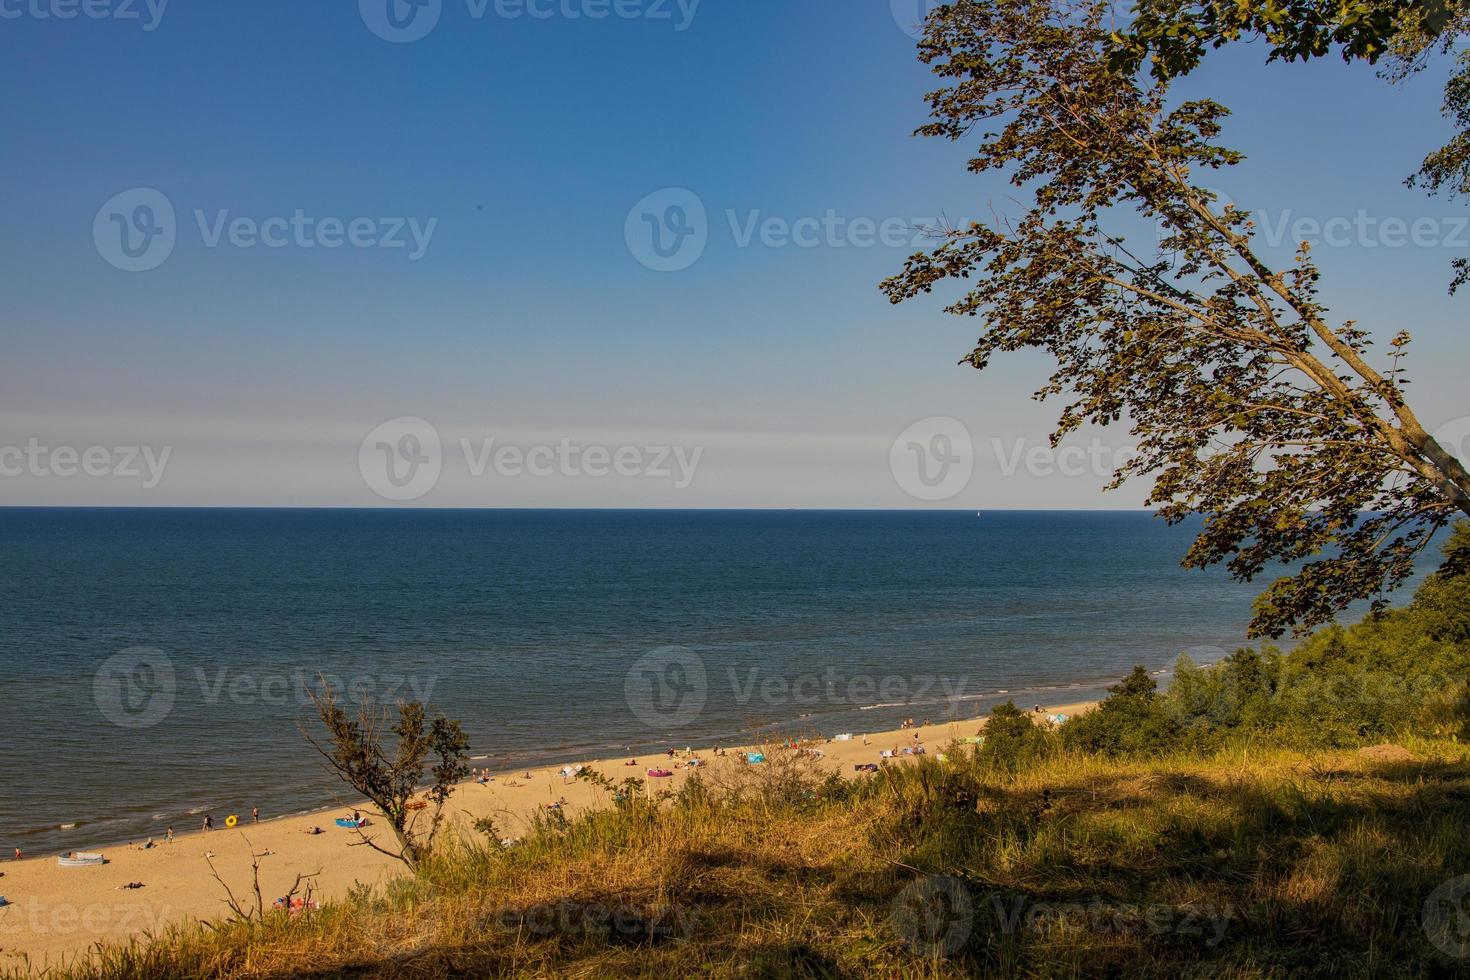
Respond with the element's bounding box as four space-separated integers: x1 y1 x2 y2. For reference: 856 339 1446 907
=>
2 0 1467 507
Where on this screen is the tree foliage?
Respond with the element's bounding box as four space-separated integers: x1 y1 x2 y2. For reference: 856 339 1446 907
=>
303 683 471 870
1110 0 1464 78
1111 0 1470 286
883 0 1470 636
1062 665 1182 754
975 699 1054 770
1073 525 1470 751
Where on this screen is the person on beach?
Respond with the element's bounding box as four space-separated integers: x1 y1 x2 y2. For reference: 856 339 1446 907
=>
166 828 174 843
252 807 259 824
13 847 20 861
202 814 214 832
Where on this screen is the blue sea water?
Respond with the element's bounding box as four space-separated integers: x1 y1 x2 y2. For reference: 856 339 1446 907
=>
0 508 1305 853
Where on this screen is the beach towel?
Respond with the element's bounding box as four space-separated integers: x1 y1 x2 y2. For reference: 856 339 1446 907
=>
747 753 766 764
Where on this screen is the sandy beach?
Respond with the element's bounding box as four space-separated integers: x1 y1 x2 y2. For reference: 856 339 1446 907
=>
0 701 1093 973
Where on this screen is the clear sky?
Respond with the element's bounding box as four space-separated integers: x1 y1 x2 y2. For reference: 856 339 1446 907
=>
2 0 1466 508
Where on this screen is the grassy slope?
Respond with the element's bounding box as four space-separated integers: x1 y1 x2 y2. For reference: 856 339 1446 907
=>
24 735 1470 979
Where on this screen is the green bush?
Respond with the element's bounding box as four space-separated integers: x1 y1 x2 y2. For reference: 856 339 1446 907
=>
974 700 1053 771
1078 522 1470 754
1061 666 1182 756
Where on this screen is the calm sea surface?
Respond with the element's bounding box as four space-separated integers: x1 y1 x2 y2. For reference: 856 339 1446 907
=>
2 508 1305 853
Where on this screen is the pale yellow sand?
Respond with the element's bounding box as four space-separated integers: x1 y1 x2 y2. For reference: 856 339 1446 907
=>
0 702 1093 973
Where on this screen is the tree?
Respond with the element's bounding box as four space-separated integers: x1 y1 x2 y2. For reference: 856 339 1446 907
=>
1061 666 1182 754
1409 520 1470 640
1111 0 1470 287
302 683 470 870
1110 0 1465 78
882 0 1470 636
976 699 1052 770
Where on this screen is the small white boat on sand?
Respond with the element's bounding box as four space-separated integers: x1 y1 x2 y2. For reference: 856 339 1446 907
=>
57 852 106 867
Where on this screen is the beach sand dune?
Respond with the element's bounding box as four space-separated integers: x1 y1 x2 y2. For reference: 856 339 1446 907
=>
0 704 1091 973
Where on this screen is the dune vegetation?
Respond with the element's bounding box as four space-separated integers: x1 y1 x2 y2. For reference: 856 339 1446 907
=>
17 529 1470 979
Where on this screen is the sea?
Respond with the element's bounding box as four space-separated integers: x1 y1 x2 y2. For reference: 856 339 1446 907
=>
0 508 1380 854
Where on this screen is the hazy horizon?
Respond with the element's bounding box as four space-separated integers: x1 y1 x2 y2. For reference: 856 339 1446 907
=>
4 0 1468 508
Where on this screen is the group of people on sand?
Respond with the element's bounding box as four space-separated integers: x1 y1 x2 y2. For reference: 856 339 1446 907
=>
200 807 260 833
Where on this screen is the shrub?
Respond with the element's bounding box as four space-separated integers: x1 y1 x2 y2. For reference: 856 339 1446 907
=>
975 700 1053 772
1061 666 1181 757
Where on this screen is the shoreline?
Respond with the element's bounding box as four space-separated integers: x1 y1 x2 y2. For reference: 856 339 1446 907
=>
9 670 1143 859
0 699 1095 972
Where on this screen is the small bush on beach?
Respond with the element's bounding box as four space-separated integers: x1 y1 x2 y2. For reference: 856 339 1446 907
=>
974 700 1054 772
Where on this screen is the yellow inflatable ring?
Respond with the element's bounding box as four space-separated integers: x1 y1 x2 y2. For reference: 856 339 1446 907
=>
225 815 238 829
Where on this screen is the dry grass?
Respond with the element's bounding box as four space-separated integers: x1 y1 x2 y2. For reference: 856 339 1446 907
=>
17 738 1470 978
